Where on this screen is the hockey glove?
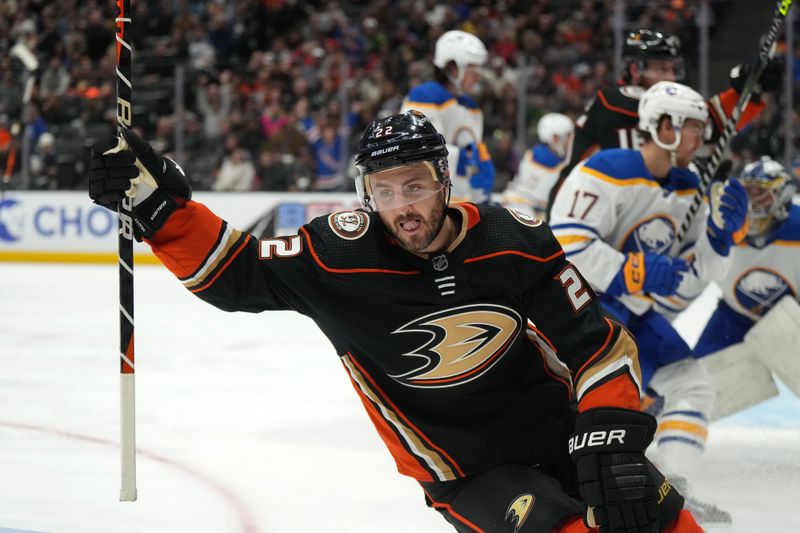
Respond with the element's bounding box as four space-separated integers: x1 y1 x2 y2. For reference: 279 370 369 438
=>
729 57 783 103
457 142 495 202
89 127 191 240
569 408 659 533
706 178 748 256
606 252 689 297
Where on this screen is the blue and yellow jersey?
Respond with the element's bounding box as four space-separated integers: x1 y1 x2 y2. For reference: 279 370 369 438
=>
401 81 485 202
549 148 729 316
502 143 565 220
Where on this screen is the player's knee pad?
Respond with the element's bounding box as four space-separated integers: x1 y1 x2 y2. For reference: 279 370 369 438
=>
649 357 714 415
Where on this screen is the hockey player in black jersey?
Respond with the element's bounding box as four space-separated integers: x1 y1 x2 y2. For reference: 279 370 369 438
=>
88 111 702 533
547 28 779 215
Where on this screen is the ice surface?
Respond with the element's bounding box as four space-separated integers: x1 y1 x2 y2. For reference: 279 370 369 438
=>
1 263 798 532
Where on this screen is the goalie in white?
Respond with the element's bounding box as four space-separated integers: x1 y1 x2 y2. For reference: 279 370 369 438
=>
695 157 800 418
502 113 574 220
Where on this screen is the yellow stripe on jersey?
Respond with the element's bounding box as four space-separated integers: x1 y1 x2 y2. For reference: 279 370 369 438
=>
656 420 709 439
773 239 800 247
581 166 698 195
556 235 593 246
581 166 658 188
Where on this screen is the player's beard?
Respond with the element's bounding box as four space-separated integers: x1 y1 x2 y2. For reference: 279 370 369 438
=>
384 197 447 253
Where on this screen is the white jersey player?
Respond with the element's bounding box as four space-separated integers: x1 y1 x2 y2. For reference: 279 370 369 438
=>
502 113 574 220
549 81 749 524
695 157 800 416
401 30 495 204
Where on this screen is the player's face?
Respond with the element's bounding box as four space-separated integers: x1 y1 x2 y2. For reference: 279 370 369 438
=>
461 64 482 93
640 59 679 88
674 118 705 166
371 163 448 253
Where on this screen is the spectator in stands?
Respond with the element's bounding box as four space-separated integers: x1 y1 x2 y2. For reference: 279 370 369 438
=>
212 135 255 192
311 124 345 191
30 131 58 189
196 73 232 140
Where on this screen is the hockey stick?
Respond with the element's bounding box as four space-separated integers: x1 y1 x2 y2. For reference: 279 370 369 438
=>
115 0 137 502
675 0 793 245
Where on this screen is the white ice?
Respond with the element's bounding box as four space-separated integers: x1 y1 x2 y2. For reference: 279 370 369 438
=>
1 263 798 533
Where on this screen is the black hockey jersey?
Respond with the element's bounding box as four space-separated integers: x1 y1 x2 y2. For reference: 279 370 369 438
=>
146 201 643 482
548 84 765 210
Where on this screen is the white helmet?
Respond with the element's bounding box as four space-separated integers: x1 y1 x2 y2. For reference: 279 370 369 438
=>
638 81 707 152
433 30 488 90
537 113 574 144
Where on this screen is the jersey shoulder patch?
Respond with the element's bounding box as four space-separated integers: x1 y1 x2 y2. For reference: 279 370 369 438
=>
327 210 370 240
406 81 455 107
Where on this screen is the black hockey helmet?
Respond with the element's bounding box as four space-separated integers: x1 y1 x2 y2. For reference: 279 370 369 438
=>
355 110 450 211
623 29 684 82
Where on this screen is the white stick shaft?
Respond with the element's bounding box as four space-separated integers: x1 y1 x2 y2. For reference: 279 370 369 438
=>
120 373 137 501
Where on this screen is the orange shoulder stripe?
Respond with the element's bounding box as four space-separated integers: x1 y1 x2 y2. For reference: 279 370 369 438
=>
597 90 638 118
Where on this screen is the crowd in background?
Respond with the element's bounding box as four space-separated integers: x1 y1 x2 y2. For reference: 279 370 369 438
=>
0 0 795 193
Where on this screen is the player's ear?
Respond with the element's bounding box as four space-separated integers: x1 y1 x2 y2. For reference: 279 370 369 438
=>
657 115 675 143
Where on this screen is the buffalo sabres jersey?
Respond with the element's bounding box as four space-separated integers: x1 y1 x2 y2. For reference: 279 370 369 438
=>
502 143 565 220
401 81 485 202
146 200 644 483
716 204 800 322
549 84 765 210
549 148 729 317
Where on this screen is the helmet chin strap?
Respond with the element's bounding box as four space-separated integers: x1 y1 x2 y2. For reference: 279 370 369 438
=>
650 125 681 167
446 64 465 95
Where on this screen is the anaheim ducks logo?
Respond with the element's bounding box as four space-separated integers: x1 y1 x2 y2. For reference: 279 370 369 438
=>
328 210 369 240
506 493 535 533
390 304 521 388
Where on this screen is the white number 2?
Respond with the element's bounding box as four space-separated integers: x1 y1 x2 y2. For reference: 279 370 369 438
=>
556 265 592 313
259 236 302 259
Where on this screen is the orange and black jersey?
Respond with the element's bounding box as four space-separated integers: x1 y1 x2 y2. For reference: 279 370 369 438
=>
548 83 765 211
146 201 644 482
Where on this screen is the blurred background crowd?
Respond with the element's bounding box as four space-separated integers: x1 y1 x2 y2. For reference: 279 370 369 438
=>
0 0 795 194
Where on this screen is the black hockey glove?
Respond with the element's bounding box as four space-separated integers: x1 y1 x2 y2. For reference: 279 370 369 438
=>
89 127 191 240
729 57 783 103
569 408 659 533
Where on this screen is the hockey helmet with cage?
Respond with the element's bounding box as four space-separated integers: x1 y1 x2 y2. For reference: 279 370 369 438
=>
638 81 708 152
355 110 450 212
623 29 684 82
433 30 488 91
536 113 574 157
738 156 797 248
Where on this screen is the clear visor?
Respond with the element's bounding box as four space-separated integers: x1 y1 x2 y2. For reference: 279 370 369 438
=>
358 161 446 212
640 57 685 82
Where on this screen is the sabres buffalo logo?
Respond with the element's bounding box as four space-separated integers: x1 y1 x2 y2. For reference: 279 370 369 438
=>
389 304 522 388
734 268 795 316
622 215 675 255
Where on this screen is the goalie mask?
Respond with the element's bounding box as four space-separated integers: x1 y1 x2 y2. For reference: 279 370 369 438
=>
355 110 450 212
739 156 797 248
